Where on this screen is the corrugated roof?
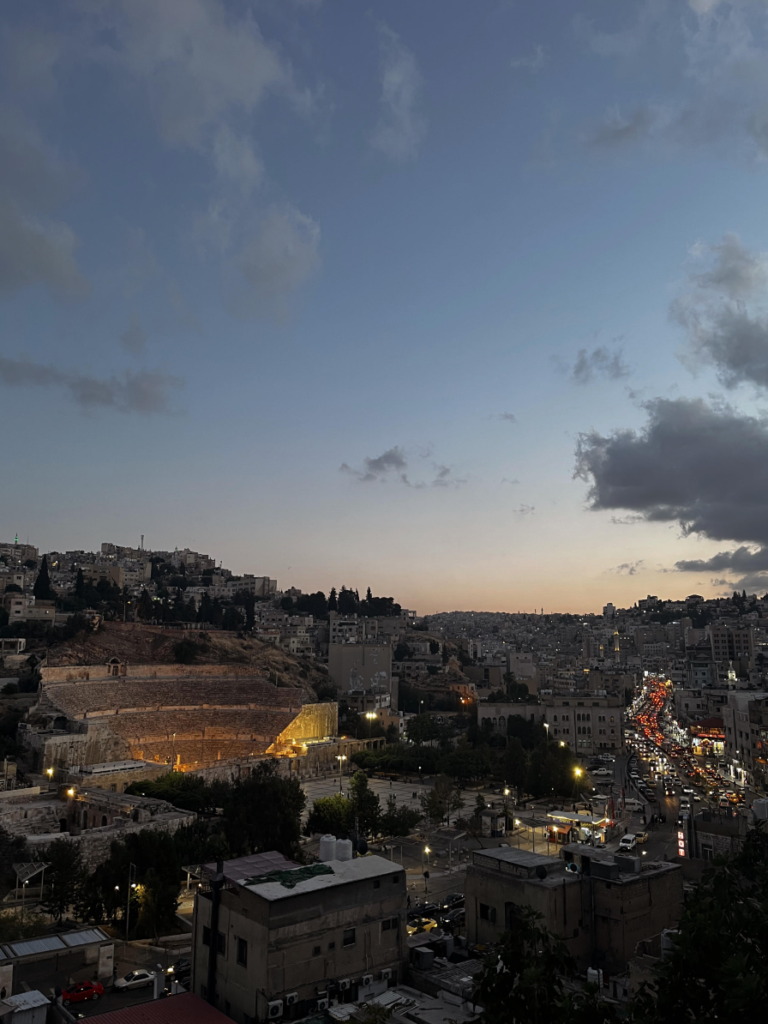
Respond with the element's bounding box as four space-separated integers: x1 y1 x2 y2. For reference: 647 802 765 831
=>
87 992 233 1023
5 935 65 957
3 991 50 1009
62 927 110 947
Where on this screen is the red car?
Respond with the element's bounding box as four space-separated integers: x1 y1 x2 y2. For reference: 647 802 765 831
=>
61 980 104 1006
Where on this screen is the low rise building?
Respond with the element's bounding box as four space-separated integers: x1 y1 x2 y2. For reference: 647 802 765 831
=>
465 844 683 974
192 846 407 1023
478 695 625 755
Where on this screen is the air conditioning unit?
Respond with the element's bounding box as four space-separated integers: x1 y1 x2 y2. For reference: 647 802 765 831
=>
380 969 392 981
317 998 329 1011
362 974 373 987
285 993 299 1006
268 1001 283 1019
338 979 351 991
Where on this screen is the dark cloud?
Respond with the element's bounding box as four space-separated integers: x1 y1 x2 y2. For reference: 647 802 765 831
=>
341 448 464 488
0 355 181 414
575 397 768 547
675 546 768 575
571 345 630 384
608 560 644 576
673 235 768 392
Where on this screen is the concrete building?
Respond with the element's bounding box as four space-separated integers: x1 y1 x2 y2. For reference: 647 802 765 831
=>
328 643 393 698
710 625 754 675
192 847 407 1024
723 691 768 787
477 695 625 755
465 845 683 974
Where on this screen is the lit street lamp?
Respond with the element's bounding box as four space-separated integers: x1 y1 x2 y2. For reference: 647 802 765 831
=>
45 767 54 791
422 846 431 893
335 754 347 792
544 723 550 745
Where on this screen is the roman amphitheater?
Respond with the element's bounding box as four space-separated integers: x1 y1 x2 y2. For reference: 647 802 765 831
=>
23 659 339 774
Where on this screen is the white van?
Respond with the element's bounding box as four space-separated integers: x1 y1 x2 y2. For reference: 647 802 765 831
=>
619 834 637 851
624 799 644 812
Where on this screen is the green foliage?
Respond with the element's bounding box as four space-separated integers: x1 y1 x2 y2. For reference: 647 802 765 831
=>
173 638 207 664
41 838 86 921
220 762 305 858
420 774 464 825
393 642 412 663
136 867 180 941
32 555 55 601
380 795 422 836
306 793 353 837
348 771 381 836
0 910 49 943
124 772 221 814
406 713 440 745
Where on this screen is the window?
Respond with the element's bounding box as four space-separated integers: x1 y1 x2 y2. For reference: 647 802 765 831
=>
479 904 496 923
382 919 392 932
343 928 356 947
200 985 207 999
328 941 335 951
313 945 321 956
392 875 400 884
373 879 381 889
237 938 247 966
202 926 211 947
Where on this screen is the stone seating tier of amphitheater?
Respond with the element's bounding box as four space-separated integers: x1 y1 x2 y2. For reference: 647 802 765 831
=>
30 663 338 771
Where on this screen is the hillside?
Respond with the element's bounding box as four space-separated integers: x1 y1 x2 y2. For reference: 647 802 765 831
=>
43 622 331 701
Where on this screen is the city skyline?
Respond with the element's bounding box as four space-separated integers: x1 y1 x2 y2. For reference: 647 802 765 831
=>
4 1 768 613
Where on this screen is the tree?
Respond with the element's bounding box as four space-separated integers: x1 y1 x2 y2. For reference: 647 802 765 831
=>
305 793 353 837
221 763 305 858
328 587 338 612
429 640 440 655
33 555 54 600
406 714 439 746
348 771 381 837
380 795 422 836
136 867 179 941
420 774 463 826
41 839 86 921
393 642 412 663
137 589 154 621
504 737 528 802
338 586 358 615
74 568 85 598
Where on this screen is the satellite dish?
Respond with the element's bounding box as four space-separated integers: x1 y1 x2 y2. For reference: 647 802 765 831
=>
535 865 548 880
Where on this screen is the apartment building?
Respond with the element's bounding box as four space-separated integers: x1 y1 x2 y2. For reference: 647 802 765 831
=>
710 625 754 675
466 845 683 974
328 643 393 696
723 691 768 787
192 847 406 1024
478 695 625 755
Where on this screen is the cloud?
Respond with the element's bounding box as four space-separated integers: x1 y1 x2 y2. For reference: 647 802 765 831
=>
501 477 520 485
571 346 630 384
510 45 547 72
0 354 181 413
211 124 264 194
673 234 768 391
580 1 768 163
676 546 768 574
608 560 645 576
0 107 87 298
227 204 321 317
499 411 517 424
341 446 408 483
575 396 768 547
341 447 464 488
370 25 425 162
120 315 147 355
513 504 535 515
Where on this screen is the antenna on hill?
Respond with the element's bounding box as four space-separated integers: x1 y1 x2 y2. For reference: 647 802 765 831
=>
141 534 144 551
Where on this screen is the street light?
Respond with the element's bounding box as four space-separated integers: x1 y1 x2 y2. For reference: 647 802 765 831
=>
335 755 347 792
544 723 550 744
422 846 431 893
503 787 510 831
46 767 54 791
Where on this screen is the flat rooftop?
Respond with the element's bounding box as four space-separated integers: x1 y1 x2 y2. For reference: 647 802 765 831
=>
237 854 402 901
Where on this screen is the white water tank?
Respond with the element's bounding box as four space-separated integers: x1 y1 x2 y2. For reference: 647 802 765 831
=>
319 835 337 862
586 968 603 987
336 838 353 862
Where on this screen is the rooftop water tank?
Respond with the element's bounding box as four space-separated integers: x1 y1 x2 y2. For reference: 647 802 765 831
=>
336 838 353 862
319 835 337 862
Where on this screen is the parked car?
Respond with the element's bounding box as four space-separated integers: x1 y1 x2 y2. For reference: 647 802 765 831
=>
409 901 439 919
619 834 637 851
407 917 439 936
114 969 156 991
61 981 104 1006
440 908 466 930
166 958 191 984
437 893 464 911
591 768 612 777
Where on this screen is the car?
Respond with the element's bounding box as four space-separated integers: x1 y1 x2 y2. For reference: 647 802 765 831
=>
635 831 649 844
407 917 439 936
438 893 464 911
619 834 637 851
440 908 466 929
166 958 191 984
409 901 439 918
592 768 612 777
114 969 156 991
61 981 104 1006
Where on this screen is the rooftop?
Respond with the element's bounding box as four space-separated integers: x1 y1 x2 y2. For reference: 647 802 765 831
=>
237 854 402 901
87 993 233 1023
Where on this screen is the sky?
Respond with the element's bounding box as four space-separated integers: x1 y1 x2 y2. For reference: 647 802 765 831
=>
6 0 768 614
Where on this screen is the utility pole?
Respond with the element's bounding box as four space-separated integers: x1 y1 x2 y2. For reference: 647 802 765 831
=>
125 863 137 940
